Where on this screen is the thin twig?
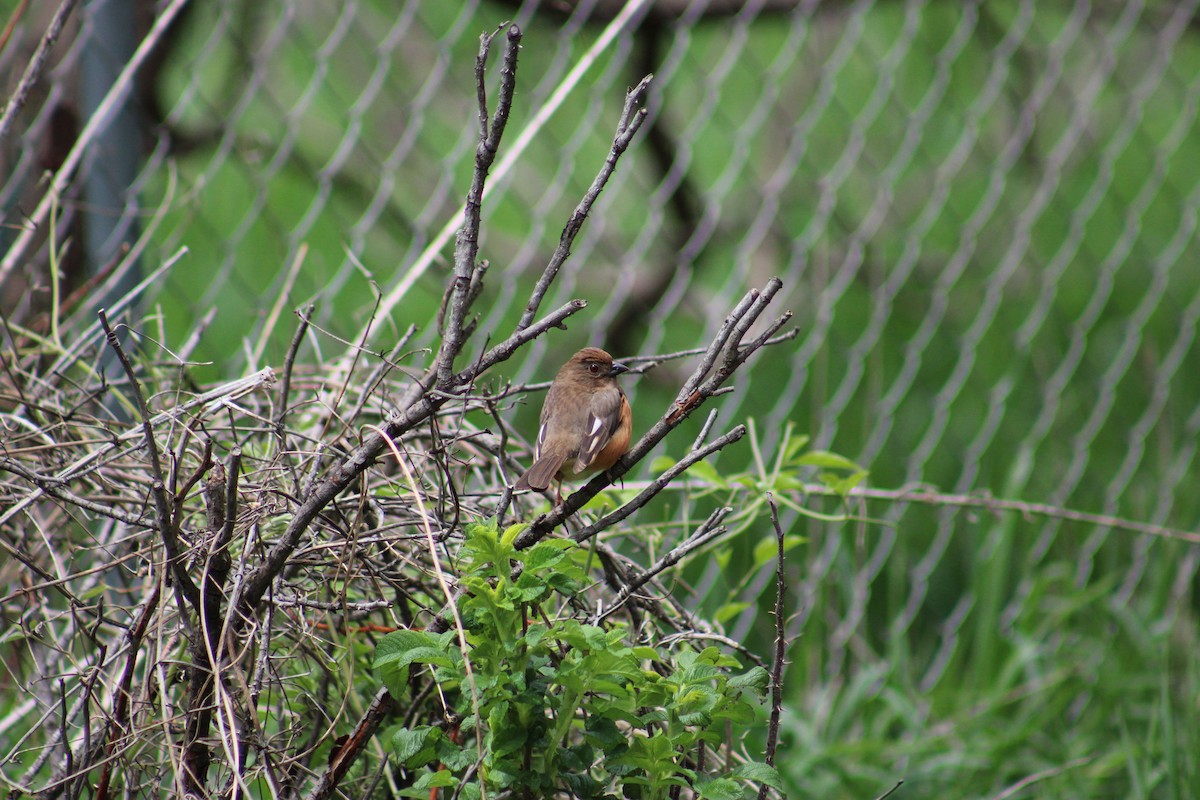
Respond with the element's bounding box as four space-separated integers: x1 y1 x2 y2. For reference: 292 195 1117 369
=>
519 74 653 330
93 585 161 800
171 438 213 523
215 449 241 554
454 299 587 386
98 309 199 609
593 506 730 624
0 0 192 285
440 24 522 388
0 0 30 54
305 687 398 799
826 484 1200 544
372 426 486 790
235 300 586 617
0 458 157 529
340 323 416 426
689 408 720 452
677 288 759 401
0 0 79 145
756 495 786 800
345 0 656 365
275 304 313 455
567 426 747 545
874 782 905 800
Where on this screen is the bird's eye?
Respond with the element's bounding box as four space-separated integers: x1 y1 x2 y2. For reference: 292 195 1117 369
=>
588 362 601 375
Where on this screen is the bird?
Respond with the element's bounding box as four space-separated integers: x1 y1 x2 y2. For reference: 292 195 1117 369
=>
513 347 633 494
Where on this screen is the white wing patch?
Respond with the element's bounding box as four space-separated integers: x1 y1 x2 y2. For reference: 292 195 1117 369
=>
535 422 547 459
574 411 606 471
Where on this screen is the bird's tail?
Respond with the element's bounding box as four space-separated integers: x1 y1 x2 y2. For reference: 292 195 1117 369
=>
513 454 564 492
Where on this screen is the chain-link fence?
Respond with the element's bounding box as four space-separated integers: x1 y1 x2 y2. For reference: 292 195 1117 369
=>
3 0 1199 796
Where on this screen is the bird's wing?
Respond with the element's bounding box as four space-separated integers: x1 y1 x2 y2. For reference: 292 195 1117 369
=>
573 386 624 473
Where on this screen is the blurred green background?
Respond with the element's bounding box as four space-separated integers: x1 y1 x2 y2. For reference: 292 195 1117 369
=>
5 0 1199 796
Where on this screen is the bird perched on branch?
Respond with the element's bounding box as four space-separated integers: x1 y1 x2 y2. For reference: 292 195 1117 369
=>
514 347 633 494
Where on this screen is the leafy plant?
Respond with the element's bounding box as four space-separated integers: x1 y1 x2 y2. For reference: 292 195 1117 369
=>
373 520 782 799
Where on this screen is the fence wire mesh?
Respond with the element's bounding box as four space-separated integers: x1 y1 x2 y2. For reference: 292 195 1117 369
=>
3 0 1200 796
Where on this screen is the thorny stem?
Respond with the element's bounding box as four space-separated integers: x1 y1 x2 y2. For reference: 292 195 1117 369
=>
757 495 787 800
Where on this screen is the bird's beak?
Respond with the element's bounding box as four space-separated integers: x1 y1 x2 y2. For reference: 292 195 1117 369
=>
610 362 630 376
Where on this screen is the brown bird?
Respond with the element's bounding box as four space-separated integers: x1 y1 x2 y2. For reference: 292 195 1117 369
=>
513 347 633 493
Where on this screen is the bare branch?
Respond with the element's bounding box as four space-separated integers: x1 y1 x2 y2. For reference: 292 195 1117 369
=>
457 299 588 385
0 458 156 529
757 495 786 800
0 0 81 145
519 75 654 330
440 24 522 387
235 295 589 615
99 309 198 609
594 506 731 624
0 363 276 529
566 425 747 545
305 687 397 799
835 484 1200 545
275 304 313 446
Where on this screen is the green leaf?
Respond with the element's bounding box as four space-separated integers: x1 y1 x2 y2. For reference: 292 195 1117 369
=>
769 473 803 491
731 761 783 789
639 709 670 726
389 725 443 767
650 455 678 473
465 521 514 570
466 519 500 538
373 630 455 672
819 467 869 497
411 768 457 789
521 538 576 572
712 700 757 725
685 459 728 488
715 602 751 625
610 731 676 770
585 715 624 749
728 666 770 691
561 768 605 797
782 433 811 462
373 631 457 697
398 767 458 800
751 534 804 570
794 449 862 471
552 620 597 649
692 646 741 668
378 669 408 700
695 776 745 800
500 521 529 547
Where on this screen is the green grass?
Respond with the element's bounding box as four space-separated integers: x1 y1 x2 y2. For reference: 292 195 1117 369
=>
759 525 1200 799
